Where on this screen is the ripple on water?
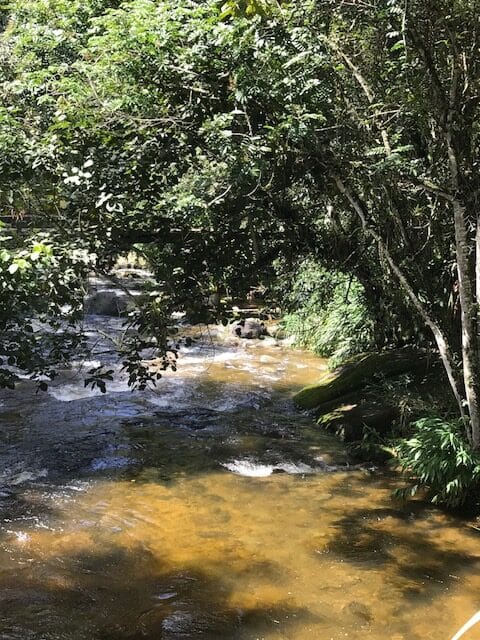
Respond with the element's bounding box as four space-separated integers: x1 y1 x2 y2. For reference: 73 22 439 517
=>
1 323 480 640
90 456 135 472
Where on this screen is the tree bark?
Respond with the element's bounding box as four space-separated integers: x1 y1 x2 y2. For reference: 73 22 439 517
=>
446 135 480 447
443 51 480 446
450 197 480 446
408 20 480 447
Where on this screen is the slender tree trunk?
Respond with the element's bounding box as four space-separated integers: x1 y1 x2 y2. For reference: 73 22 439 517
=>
447 133 480 446
476 219 480 321
444 52 480 446
332 173 467 421
451 198 480 446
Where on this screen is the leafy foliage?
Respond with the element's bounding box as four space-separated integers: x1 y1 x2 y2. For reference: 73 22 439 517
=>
0 226 95 388
1 0 468 348
0 0 480 485
281 261 374 367
395 417 480 507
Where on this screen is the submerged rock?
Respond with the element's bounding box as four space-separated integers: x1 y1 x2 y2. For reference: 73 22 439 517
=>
343 601 373 624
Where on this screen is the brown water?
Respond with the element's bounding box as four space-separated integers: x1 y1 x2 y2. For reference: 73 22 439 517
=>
0 322 480 640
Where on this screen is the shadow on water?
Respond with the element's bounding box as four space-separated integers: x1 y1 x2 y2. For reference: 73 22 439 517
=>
0 543 319 640
3 337 480 639
324 501 480 598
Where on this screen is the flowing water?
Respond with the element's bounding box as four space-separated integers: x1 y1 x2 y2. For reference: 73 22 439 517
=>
0 318 480 640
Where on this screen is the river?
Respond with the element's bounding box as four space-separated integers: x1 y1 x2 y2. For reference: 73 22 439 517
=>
0 317 479 639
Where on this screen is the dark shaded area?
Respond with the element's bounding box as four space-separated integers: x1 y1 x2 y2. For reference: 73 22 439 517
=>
323 504 480 598
0 544 319 640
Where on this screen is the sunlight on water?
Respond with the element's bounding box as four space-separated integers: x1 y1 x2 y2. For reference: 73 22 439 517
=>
0 322 479 639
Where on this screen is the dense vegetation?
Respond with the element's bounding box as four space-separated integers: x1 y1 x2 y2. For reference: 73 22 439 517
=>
280 261 374 367
1 0 479 505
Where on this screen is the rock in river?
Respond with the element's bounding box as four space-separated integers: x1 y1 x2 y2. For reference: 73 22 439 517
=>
230 318 269 339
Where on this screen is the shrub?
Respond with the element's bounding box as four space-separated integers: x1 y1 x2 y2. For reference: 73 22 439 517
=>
280 261 374 367
395 417 480 507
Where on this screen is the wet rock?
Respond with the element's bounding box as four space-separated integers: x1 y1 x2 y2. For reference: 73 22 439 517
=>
84 275 148 316
85 289 130 316
316 398 398 442
269 324 287 340
162 611 194 634
230 318 269 339
207 291 221 307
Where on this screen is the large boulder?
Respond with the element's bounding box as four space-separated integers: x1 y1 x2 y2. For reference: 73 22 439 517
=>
230 318 269 339
85 289 130 316
84 276 147 316
268 323 287 340
293 348 434 410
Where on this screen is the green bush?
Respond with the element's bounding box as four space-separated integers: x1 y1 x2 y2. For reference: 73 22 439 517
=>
280 261 374 367
395 417 480 507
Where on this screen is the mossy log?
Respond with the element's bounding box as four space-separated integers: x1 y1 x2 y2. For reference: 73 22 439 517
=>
293 348 432 410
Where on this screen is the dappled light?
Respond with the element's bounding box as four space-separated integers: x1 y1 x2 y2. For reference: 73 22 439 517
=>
0 334 479 639
1 1 480 638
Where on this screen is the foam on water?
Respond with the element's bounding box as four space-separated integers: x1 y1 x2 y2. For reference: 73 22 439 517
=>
178 348 244 366
147 379 192 408
275 461 315 474
48 377 130 401
69 359 102 369
222 459 316 477
222 460 275 477
14 532 31 544
0 468 49 486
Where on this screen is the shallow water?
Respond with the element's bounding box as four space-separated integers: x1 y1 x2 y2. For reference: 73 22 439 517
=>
0 322 479 639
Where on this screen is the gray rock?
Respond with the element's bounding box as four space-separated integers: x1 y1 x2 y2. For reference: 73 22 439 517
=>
84 289 130 316
230 318 269 339
268 323 287 340
84 275 148 316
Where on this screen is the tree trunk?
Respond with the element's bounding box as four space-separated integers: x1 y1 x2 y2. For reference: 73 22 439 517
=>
451 198 480 446
445 54 480 446
332 174 467 422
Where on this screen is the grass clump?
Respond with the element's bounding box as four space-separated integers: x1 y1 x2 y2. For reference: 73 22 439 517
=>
395 417 480 508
